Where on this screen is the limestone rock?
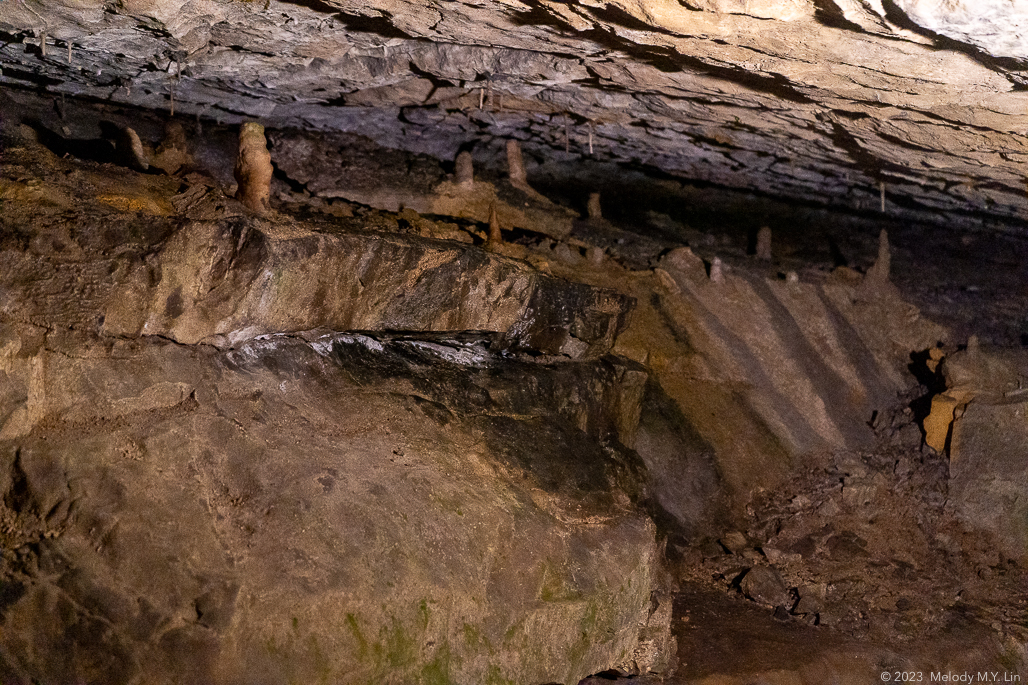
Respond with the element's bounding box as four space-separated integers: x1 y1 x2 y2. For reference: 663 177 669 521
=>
269 130 576 240
2 0 1028 227
924 343 1028 452
740 565 791 608
0 330 672 684
949 398 1028 566
101 218 633 357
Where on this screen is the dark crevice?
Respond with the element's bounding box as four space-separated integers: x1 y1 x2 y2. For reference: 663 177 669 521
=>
585 4 679 36
820 119 902 181
3 450 31 513
334 10 418 40
0 69 62 88
406 61 457 101
831 109 873 121
274 0 419 40
21 120 118 164
506 1 574 32
809 0 867 33
274 0 341 16
876 131 939 155
271 162 308 194
134 22 173 39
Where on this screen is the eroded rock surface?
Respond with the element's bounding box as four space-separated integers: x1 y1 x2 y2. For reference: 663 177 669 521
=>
100 217 631 356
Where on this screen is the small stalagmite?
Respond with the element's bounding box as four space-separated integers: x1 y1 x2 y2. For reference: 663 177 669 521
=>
856 228 901 301
587 192 602 220
710 256 725 284
153 120 193 175
116 126 149 171
756 225 772 260
487 204 502 246
234 122 273 215
455 150 474 189
871 228 891 280
861 228 892 289
506 139 528 189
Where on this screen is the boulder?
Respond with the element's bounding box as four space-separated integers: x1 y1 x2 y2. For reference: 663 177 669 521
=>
0 327 675 684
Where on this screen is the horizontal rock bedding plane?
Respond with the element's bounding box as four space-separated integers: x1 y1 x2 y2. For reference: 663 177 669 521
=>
101 216 633 356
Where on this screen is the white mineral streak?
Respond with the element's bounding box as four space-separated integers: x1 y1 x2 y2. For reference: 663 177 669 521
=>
894 0 1028 58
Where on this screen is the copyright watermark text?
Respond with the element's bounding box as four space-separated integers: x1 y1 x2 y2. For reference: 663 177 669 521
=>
881 673 1022 683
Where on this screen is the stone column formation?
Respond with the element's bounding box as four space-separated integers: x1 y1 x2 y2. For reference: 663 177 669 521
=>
756 226 772 260
587 192 602 220
506 139 528 189
234 122 273 215
488 204 503 245
455 151 474 189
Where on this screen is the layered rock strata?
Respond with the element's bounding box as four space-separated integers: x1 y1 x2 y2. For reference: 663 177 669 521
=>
3 0 1028 225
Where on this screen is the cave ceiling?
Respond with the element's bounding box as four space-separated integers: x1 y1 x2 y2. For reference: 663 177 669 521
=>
2 0 1028 227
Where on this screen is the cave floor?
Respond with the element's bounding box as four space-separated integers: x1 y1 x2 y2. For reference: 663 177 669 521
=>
657 421 1028 683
